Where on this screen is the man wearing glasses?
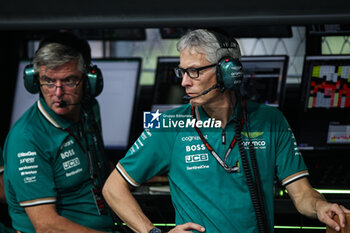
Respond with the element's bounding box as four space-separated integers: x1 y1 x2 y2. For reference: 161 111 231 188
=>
3 32 117 233
103 29 349 233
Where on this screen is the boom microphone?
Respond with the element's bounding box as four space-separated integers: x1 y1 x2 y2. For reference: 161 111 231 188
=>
183 83 219 102
58 101 81 108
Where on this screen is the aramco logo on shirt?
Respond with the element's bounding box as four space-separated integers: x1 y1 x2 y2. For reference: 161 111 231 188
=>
143 109 222 129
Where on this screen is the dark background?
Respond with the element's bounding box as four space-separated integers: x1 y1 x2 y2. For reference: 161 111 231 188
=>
1 0 350 231
0 0 350 28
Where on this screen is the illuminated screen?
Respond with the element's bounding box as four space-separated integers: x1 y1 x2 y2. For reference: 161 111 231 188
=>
152 56 288 112
302 56 350 110
11 58 141 149
295 55 350 148
11 61 39 127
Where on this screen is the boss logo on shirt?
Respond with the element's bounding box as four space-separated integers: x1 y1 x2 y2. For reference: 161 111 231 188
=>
185 144 206 152
60 149 76 159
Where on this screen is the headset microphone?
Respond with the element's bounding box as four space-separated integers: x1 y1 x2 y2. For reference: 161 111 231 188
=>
183 83 219 102
58 101 81 108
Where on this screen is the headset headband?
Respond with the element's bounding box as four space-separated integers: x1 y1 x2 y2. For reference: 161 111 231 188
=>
208 29 243 92
24 32 103 97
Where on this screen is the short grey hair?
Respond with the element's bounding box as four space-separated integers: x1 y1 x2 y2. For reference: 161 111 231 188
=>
33 42 86 74
176 29 241 64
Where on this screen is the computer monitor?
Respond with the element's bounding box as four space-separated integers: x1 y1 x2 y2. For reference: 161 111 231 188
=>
296 55 350 149
240 55 288 108
11 58 141 150
152 57 184 112
301 55 350 111
11 60 38 127
94 59 141 149
152 55 288 112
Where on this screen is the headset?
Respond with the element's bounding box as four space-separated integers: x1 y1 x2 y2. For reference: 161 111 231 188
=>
211 31 244 92
23 32 103 98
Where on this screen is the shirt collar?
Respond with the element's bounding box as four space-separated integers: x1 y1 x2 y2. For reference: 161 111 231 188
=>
37 97 77 130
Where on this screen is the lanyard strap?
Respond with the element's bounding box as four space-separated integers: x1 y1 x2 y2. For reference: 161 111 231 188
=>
64 119 98 187
65 127 85 151
190 100 246 173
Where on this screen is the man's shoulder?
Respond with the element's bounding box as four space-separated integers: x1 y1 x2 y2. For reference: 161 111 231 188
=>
246 100 283 117
7 102 54 145
10 103 39 133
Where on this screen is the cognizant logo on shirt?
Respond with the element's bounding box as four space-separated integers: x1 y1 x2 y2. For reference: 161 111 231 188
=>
143 110 222 129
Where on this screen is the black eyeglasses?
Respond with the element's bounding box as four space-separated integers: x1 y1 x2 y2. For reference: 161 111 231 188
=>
40 76 83 93
174 63 217 79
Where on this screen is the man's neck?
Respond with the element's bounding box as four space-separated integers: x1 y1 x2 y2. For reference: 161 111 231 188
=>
65 106 81 123
202 91 236 129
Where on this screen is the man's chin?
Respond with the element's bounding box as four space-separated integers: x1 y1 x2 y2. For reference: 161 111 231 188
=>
53 108 68 115
52 105 70 115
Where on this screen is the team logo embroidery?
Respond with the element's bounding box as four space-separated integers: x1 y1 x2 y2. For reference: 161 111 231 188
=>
241 131 266 149
143 110 161 129
241 131 264 138
185 153 209 163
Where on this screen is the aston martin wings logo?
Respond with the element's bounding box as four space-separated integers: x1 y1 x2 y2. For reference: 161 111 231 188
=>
241 132 264 138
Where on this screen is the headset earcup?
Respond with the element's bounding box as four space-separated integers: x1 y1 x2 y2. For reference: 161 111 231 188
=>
86 65 103 97
218 57 243 91
23 64 40 94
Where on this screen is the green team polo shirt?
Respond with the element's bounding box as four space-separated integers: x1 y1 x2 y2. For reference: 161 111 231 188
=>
118 100 308 233
3 97 114 233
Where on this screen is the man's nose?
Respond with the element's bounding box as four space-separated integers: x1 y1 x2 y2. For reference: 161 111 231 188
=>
181 73 192 87
54 82 64 96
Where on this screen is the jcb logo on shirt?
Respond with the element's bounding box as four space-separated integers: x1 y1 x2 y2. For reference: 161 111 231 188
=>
186 144 206 152
185 154 208 163
63 158 80 170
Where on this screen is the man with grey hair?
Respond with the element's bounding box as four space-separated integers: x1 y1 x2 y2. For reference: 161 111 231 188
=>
3 32 117 233
103 29 349 233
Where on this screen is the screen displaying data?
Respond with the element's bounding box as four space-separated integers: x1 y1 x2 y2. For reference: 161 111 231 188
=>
302 56 350 110
296 55 350 148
